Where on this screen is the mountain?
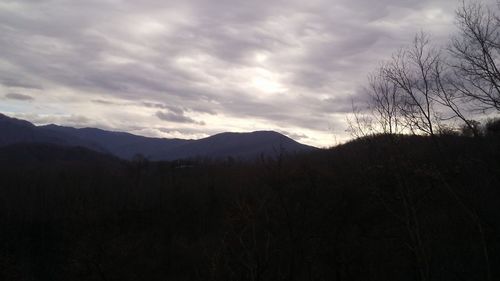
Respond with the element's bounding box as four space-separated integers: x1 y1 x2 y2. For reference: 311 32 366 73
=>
158 131 314 160
39 124 190 159
0 113 317 161
0 114 105 151
0 142 122 166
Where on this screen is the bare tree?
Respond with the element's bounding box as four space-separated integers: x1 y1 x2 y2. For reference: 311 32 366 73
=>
382 32 440 136
367 69 402 134
432 59 481 137
449 1 500 112
345 101 375 139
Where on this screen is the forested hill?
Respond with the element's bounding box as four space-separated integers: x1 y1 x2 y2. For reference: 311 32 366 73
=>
0 133 499 280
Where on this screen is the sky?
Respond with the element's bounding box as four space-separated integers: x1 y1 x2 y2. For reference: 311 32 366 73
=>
0 0 483 147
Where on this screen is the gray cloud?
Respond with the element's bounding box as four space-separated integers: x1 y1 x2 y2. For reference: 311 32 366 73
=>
156 110 205 125
12 113 92 127
159 127 215 136
5 93 33 101
279 130 310 141
143 102 185 115
91 99 119 105
0 0 482 146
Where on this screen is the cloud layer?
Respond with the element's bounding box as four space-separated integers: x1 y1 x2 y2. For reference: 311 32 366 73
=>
0 0 472 146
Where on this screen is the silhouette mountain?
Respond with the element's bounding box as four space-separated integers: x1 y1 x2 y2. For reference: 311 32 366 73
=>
158 131 313 160
0 113 317 161
39 124 189 159
0 142 121 166
0 114 105 151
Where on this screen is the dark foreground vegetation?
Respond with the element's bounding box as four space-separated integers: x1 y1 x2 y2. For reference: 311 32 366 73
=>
0 131 499 281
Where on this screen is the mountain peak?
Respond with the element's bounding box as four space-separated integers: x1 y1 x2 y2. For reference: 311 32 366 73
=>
0 113 35 128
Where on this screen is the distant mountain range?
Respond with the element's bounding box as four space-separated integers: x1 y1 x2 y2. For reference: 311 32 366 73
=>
0 113 317 161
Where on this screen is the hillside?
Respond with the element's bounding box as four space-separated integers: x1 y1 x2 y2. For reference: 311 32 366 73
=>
0 133 499 280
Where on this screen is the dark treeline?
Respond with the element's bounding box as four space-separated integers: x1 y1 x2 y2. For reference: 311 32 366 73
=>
0 131 499 281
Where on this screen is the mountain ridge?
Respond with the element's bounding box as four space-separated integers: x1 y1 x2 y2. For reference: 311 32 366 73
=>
0 113 317 161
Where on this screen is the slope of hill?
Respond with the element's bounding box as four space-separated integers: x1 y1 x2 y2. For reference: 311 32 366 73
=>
159 131 317 160
0 142 122 166
0 113 317 161
0 114 105 151
1 133 499 281
39 124 190 160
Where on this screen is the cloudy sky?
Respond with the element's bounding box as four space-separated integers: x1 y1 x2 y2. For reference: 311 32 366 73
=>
0 0 482 147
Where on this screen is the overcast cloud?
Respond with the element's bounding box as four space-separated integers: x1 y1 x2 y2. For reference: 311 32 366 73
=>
0 0 488 146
